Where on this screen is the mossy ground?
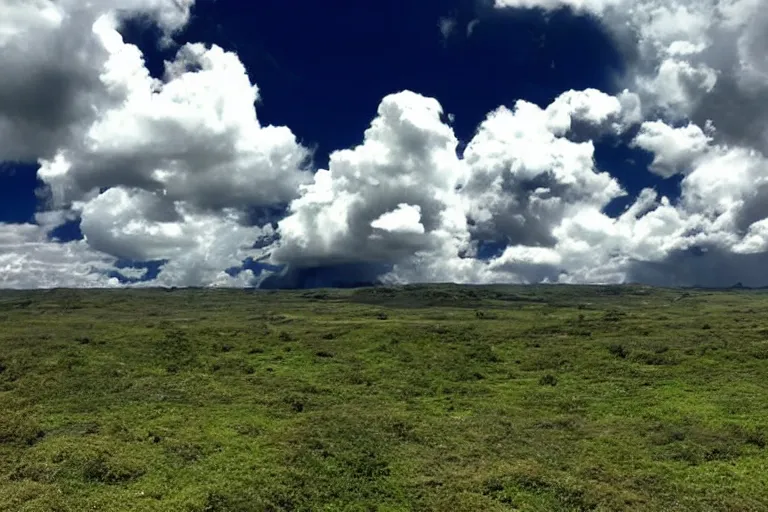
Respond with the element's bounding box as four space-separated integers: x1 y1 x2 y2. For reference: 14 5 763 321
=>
1 285 768 511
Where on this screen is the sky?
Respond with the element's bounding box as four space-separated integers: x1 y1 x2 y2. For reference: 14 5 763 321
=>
1 0 768 289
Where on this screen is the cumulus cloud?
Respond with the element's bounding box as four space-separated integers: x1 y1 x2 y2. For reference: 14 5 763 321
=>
39 30 310 210
461 89 627 249
4 0 768 288
266 87 648 286
0 223 119 289
371 204 427 235
0 0 313 288
425 108 768 287
0 0 194 162
494 0 767 150
619 120 768 280
79 187 268 275
480 0 768 287
631 121 712 177
269 91 467 271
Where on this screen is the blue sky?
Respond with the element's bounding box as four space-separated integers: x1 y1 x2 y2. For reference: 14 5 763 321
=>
1 0 767 288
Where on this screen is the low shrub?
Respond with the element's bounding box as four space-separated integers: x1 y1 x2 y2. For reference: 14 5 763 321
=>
539 374 558 386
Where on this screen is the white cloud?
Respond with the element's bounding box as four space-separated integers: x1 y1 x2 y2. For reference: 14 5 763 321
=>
140 259 259 288
4 0 768 289
39 33 310 210
733 219 768 254
482 0 768 287
636 59 718 113
0 1 312 288
79 187 266 270
371 204 426 235
678 145 768 234
494 0 619 14
461 91 626 249
256 83 768 288
544 88 636 135
0 0 195 162
270 90 467 269
267 87 653 287
0 223 119 289
493 0 767 151
632 121 712 177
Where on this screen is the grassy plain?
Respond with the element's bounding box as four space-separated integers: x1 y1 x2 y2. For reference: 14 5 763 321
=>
1 285 768 511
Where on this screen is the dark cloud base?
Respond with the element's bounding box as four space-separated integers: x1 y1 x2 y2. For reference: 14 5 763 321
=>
629 247 768 289
258 263 390 290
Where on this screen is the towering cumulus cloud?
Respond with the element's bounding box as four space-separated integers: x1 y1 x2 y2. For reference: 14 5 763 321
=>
1 0 768 287
487 0 768 286
0 0 309 287
269 92 468 277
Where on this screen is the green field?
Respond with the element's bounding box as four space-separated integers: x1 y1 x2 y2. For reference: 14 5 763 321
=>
2 285 768 511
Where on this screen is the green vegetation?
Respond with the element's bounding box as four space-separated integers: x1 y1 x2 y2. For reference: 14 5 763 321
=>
1 284 768 511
